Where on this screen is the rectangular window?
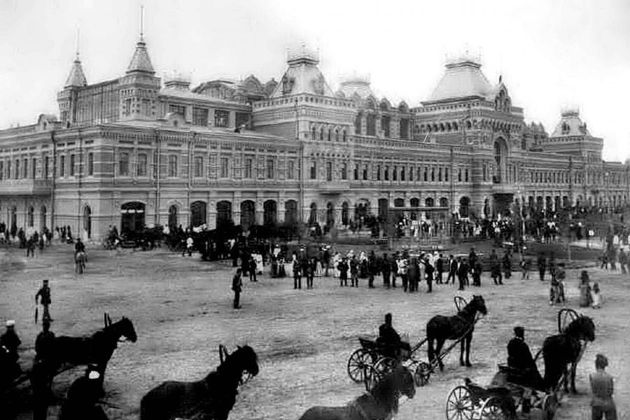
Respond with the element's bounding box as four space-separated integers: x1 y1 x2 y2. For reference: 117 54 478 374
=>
310 161 317 180
245 158 253 179
168 104 186 117
192 107 209 126
44 156 49 179
400 118 409 140
23 158 28 178
7 160 11 179
0 161 3 180
423 167 428 182
431 167 435 182
168 155 178 177
366 114 376 136
118 152 129 176
409 166 413 182
124 99 132 116
354 164 359 180
377 165 381 181
445 167 449 182
266 158 274 179
59 156 65 177
465 169 469 182
214 110 229 128
458 169 462 182
69 155 76 176
341 163 347 180
384 166 389 181
137 153 147 176
438 167 442 182
363 165 368 181
381 115 391 138
235 112 250 129
393 166 397 181
287 160 295 179
87 153 94 176
141 99 151 116
194 156 204 177
220 157 229 178
32 158 36 178
401 167 405 181
326 161 333 181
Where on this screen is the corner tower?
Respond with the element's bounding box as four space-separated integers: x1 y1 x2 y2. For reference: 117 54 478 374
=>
118 34 160 121
57 53 88 124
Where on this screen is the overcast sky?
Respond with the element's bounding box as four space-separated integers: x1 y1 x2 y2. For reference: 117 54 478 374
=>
1 0 628 161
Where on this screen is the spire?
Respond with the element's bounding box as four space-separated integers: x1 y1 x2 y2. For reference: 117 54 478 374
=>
64 54 87 88
126 6 154 74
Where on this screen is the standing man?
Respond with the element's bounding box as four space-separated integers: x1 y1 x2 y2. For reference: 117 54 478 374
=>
490 250 503 285
589 354 617 420
0 320 21 373
537 253 547 281
447 255 458 284
338 257 349 287
503 251 512 280
305 258 315 289
381 253 391 288
457 257 468 291
367 251 377 289
435 254 444 284
350 256 359 287
36 279 52 323
422 257 434 293
231 268 243 309
293 258 302 289
248 257 257 282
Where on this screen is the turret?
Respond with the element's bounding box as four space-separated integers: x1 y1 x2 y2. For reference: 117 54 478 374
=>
57 53 88 124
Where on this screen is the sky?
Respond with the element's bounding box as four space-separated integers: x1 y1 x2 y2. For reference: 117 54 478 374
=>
0 0 629 161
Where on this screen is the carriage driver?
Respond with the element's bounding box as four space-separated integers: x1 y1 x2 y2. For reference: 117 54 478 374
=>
377 313 411 360
507 326 544 412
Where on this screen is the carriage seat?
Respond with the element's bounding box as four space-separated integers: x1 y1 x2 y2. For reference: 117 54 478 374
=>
496 364 546 392
464 377 511 398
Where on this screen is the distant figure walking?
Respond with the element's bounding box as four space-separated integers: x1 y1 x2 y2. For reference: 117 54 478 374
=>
232 269 242 309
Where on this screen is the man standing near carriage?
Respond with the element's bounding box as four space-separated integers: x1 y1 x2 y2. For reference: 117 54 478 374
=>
447 254 458 284
422 256 435 293
506 326 543 413
376 313 410 360
35 279 52 323
456 257 469 291
0 320 21 374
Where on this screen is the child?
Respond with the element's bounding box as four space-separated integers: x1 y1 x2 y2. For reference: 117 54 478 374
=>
589 354 617 420
591 282 602 309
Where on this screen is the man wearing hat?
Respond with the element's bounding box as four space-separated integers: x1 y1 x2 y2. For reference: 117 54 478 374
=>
58 365 108 420
507 326 543 412
1 320 21 373
35 279 52 322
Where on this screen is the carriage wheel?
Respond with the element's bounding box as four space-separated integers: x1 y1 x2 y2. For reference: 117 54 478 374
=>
454 296 468 312
557 308 579 333
373 356 397 378
347 348 372 383
446 385 476 420
478 397 509 420
364 365 379 392
414 361 432 387
541 393 558 420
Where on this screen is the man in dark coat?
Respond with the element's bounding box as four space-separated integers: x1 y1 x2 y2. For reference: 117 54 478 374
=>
35 279 52 322
0 320 21 367
367 251 377 288
447 255 458 284
338 258 349 287
537 253 547 281
456 257 468 291
422 257 434 293
407 258 420 292
349 256 359 287
435 254 444 284
232 268 242 309
293 259 302 289
376 313 410 360
381 253 391 288
503 252 512 279
490 250 502 285
507 326 543 411
58 366 109 420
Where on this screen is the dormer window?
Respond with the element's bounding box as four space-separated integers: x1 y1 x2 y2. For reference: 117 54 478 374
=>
561 122 570 135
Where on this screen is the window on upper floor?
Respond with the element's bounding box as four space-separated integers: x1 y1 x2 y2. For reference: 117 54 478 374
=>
192 107 209 126
23 158 28 178
287 160 295 179
445 167 449 182
326 161 333 182
381 115 391 138
393 166 398 181
245 158 253 179
431 167 435 182
354 164 359 180
400 118 409 140
220 157 229 178
235 112 250 130
409 166 413 182
366 114 376 136
168 155 178 177
343 130 347 142
59 156 64 177
310 161 317 180
32 158 36 179
363 165 368 181
377 165 381 181
118 152 129 176
354 113 362 135
214 110 229 128
341 163 348 180
137 153 147 177
141 99 151 116
401 167 405 181
123 99 132 116
424 167 428 182
266 158 274 179
384 166 389 181
194 156 204 178
44 156 49 179
465 169 469 182
169 104 186 118
0 161 3 180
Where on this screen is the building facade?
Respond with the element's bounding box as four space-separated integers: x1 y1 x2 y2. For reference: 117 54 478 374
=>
1 35 628 240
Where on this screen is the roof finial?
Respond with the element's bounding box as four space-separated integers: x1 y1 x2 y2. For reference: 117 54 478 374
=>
75 27 80 60
140 5 145 41
499 74 502 83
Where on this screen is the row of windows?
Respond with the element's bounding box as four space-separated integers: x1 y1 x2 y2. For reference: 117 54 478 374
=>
308 160 470 183
168 104 250 128
354 114 410 139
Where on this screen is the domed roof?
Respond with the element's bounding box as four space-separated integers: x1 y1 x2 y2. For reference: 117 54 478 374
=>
426 58 493 103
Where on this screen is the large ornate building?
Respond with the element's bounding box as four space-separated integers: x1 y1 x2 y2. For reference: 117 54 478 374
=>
1 33 628 240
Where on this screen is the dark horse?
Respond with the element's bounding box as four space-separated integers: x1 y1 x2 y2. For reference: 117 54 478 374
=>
427 295 487 371
542 315 595 393
140 345 259 420
32 314 137 389
298 365 415 420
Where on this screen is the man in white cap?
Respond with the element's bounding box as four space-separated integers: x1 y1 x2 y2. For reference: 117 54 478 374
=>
1 319 21 369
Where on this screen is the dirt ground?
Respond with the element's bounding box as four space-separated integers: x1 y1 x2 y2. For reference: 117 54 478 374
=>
0 243 628 420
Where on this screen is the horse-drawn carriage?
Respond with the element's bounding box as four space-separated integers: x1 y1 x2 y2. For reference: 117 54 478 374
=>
445 308 594 420
348 295 487 390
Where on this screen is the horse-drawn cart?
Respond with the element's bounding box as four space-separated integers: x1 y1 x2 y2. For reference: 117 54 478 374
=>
444 308 594 420
347 295 485 390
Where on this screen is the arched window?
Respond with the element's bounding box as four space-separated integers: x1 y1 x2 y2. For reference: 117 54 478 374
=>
309 203 317 225
263 200 277 226
459 197 470 218
168 205 178 229
83 205 91 238
335 129 339 142
341 202 349 225
216 201 233 229
425 197 434 207
439 197 449 208
190 201 207 227
326 202 334 226
320 127 324 140
27 206 34 227
285 200 298 225
121 202 145 234
312 126 316 140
